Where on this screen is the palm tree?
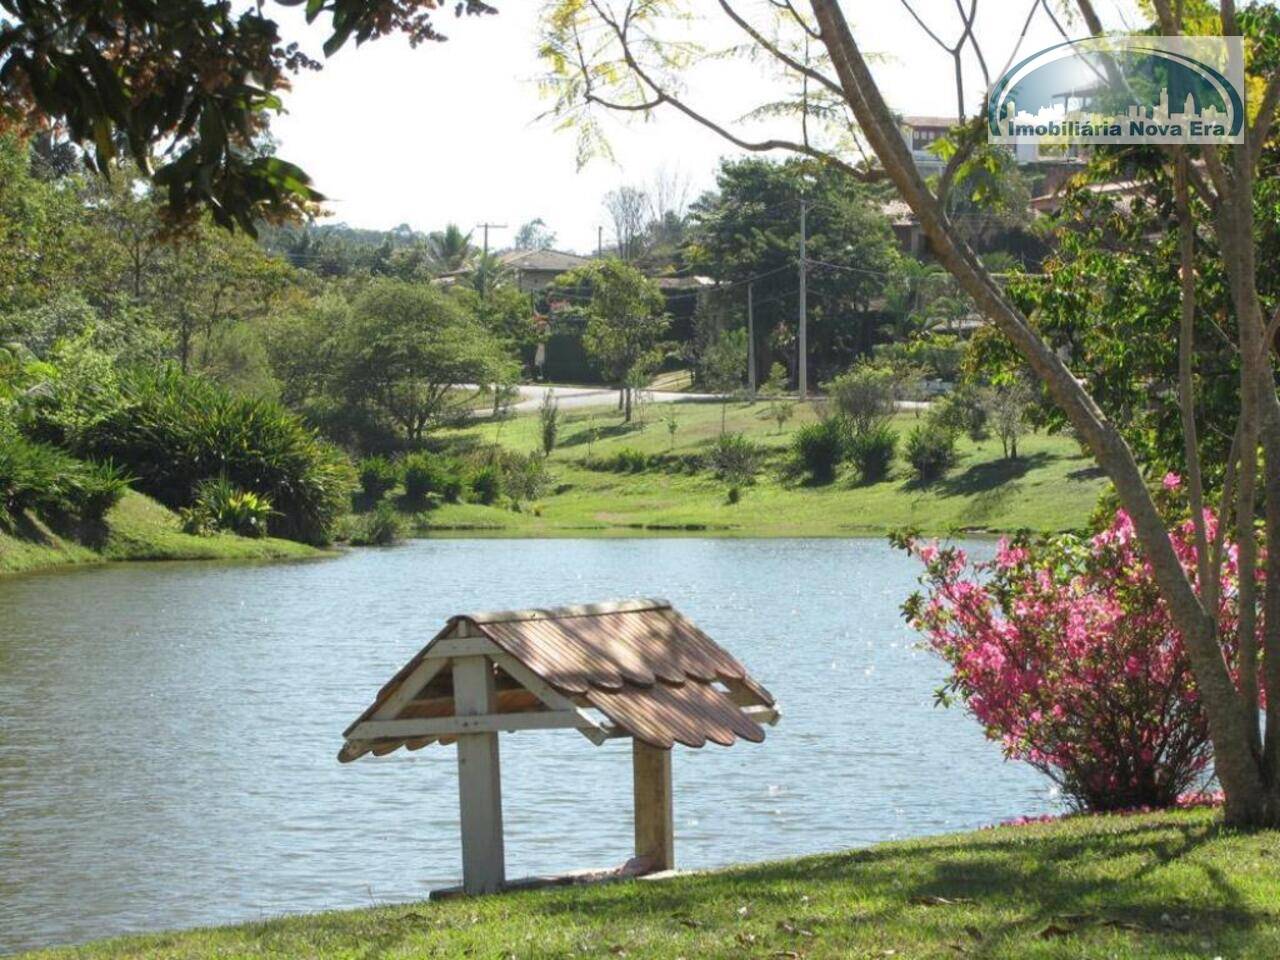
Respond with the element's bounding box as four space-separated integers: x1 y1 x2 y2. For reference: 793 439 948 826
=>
426 223 476 274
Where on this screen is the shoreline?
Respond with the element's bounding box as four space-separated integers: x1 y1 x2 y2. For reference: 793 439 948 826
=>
14 807 1275 959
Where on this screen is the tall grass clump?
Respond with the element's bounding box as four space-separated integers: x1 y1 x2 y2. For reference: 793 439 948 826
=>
357 456 399 500
400 452 464 505
847 423 897 484
0 427 129 528
905 421 958 484
181 476 274 538
26 365 350 543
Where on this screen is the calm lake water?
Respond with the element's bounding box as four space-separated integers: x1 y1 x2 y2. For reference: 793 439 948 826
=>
0 538 1055 954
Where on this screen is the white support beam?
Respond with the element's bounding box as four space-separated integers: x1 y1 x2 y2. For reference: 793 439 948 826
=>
454 654 505 894
489 653 610 745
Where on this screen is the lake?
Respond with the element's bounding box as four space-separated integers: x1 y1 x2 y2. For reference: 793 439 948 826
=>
0 538 1054 954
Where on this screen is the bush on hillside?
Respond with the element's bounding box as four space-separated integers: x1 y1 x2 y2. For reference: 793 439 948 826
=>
357 456 399 500
706 432 765 485
181 476 274 538
0 428 129 528
792 418 846 483
847 423 897 484
470 465 502 505
349 500 403 546
904 422 957 483
24 365 350 544
399 452 465 505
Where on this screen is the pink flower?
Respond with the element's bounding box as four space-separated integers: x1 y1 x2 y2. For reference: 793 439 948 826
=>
1163 472 1182 490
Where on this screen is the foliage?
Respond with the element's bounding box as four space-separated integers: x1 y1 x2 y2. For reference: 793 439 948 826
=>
682 157 900 377
0 2 495 230
847 423 897 484
339 280 518 441
493 450 552 503
553 259 669 421
350 501 403 547
763 362 794 434
826 363 895 438
400 452 463 505
904 421 958 484
898 502 1247 810
591 447 651 473
0 428 129 528
792 418 845 484
539 390 560 456
932 384 990 442
25 365 350 543
357 456 399 500
872 334 965 385
469 465 503 505
985 380 1034 461
705 432 764 485
181 476 274 538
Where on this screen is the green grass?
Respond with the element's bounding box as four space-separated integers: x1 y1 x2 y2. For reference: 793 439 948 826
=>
0 489 323 576
398 399 1106 538
22 808 1280 959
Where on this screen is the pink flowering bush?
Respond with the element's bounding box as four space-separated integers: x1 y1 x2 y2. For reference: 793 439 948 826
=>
896 501 1253 812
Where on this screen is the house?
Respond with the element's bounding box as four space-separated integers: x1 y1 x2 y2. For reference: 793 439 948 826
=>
497 248 594 293
898 115 954 177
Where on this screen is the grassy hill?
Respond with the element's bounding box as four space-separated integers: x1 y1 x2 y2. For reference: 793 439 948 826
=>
403 397 1107 538
21 807 1279 959
0 490 322 576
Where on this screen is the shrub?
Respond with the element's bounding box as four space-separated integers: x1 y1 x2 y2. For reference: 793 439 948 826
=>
904 422 957 483
792 418 846 483
25 365 350 543
726 484 741 505
847 423 897 484
182 476 274 538
0 428 129 527
591 447 650 473
401 452 461 504
897 506 1238 811
350 501 403 546
539 390 560 456
932 385 990 442
706 432 764 485
826 364 895 437
357 456 399 500
470 465 502 504
497 451 552 502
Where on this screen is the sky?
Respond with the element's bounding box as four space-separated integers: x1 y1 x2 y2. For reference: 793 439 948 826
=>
268 1 1139 254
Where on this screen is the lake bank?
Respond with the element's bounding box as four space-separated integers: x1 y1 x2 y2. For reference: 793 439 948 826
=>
17 807 1277 959
0 490 324 577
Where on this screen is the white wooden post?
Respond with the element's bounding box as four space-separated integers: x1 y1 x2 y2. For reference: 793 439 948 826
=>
632 740 674 872
453 651 505 893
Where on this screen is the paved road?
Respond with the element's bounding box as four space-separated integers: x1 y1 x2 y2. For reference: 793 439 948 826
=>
506 384 720 412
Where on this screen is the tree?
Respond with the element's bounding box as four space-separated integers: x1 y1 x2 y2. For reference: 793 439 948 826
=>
426 223 476 274
603 185 649 260
0 1 496 229
339 280 517 441
684 157 899 384
540 0 1280 826
554 259 669 422
513 218 557 250
699 327 748 433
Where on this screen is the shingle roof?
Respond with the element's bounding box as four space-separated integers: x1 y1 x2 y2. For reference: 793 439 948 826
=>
498 249 592 273
340 599 776 760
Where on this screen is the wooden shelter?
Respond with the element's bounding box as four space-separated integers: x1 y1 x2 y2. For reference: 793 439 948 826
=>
340 598 778 895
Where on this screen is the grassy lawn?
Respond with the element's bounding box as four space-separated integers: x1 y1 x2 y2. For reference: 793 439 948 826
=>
0 490 323 576
23 808 1280 959
403 398 1106 538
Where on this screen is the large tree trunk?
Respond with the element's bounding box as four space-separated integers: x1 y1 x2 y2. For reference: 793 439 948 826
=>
808 0 1272 824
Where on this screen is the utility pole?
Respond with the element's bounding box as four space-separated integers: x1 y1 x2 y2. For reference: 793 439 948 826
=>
798 197 808 399
477 222 507 300
597 225 604 258
747 281 756 399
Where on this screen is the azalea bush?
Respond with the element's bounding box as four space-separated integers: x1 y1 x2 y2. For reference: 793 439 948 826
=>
897 495 1253 812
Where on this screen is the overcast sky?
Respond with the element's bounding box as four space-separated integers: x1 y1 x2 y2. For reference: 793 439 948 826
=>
269 1 1138 254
